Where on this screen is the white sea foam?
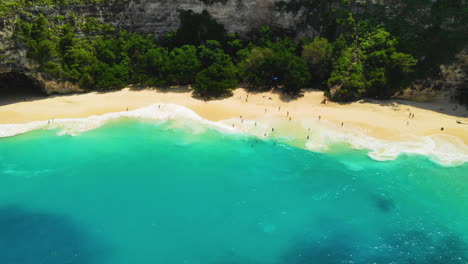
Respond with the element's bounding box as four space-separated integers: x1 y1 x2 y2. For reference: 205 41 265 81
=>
303 122 468 166
0 104 235 138
0 103 467 166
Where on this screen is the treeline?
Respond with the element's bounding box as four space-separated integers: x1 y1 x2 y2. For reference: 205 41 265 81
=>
277 0 468 103
1 0 125 15
12 7 416 100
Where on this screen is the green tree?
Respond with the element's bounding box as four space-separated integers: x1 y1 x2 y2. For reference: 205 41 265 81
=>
197 40 226 68
239 40 311 93
194 57 237 97
301 37 333 80
63 45 98 81
35 40 58 63
58 24 76 55
30 15 51 42
140 47 169 85
166 45 201 85
94 61 129 90
327 25 416 101
257 26 273 47
238 47 273 88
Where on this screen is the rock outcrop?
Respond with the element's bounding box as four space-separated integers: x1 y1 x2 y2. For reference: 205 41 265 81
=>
394 48 468 104
1 0 301 95
0 17 84 95
0 0 466 100
121 0 299 37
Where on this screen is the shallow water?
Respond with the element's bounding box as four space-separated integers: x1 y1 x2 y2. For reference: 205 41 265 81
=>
0 120 467 264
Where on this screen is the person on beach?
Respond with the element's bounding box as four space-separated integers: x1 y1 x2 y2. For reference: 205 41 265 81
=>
255 122 257 126
272 128 274 132
307 135 310 140
289 117 291 121
341 122 343 127
319 115 321 120
278 106 281 111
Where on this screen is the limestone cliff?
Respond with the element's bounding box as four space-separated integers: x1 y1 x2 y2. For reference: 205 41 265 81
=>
121 0 300 37
0 0 300 95
0 0 466 101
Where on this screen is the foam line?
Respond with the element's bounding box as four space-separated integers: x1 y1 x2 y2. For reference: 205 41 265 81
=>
0 103 467 166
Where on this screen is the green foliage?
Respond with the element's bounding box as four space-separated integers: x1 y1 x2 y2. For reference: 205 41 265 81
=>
194 57 238 97
8 8 421 102
58 24 76 55
257 26 274 47
224 34 245 60
327 47 366 101
238 47 273 88
63 45 97 80
1 0 128 18
328 24 416 101
139 47 169 85
239 40 311 93
166 45 201 85
301 37 333 80
358 0 467 76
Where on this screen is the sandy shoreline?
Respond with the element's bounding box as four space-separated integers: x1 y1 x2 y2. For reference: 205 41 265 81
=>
1 87 467 141
1 87 468 165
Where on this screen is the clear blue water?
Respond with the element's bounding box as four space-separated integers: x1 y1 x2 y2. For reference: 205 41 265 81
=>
0 120 467 264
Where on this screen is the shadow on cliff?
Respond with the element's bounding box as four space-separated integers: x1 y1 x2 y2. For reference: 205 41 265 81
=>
0 72 47 107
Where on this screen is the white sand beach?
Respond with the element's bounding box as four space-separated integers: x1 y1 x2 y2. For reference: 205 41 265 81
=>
1 87 467 165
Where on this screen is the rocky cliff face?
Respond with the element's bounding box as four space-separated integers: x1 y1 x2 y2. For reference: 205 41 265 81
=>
121 0 300 37
0 17 83 95
1 0 301 95
0 0 466 100
395 48 468 104
3 0 299 37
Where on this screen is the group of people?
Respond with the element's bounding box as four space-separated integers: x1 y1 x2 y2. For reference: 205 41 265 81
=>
232 104 344 144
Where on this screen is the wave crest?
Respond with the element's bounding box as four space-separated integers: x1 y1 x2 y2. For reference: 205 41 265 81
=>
1 103 467 166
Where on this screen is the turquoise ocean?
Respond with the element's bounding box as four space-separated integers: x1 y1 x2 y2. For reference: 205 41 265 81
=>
0 118 467 264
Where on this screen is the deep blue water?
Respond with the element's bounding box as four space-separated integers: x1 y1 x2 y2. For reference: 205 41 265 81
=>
0 120 467 264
